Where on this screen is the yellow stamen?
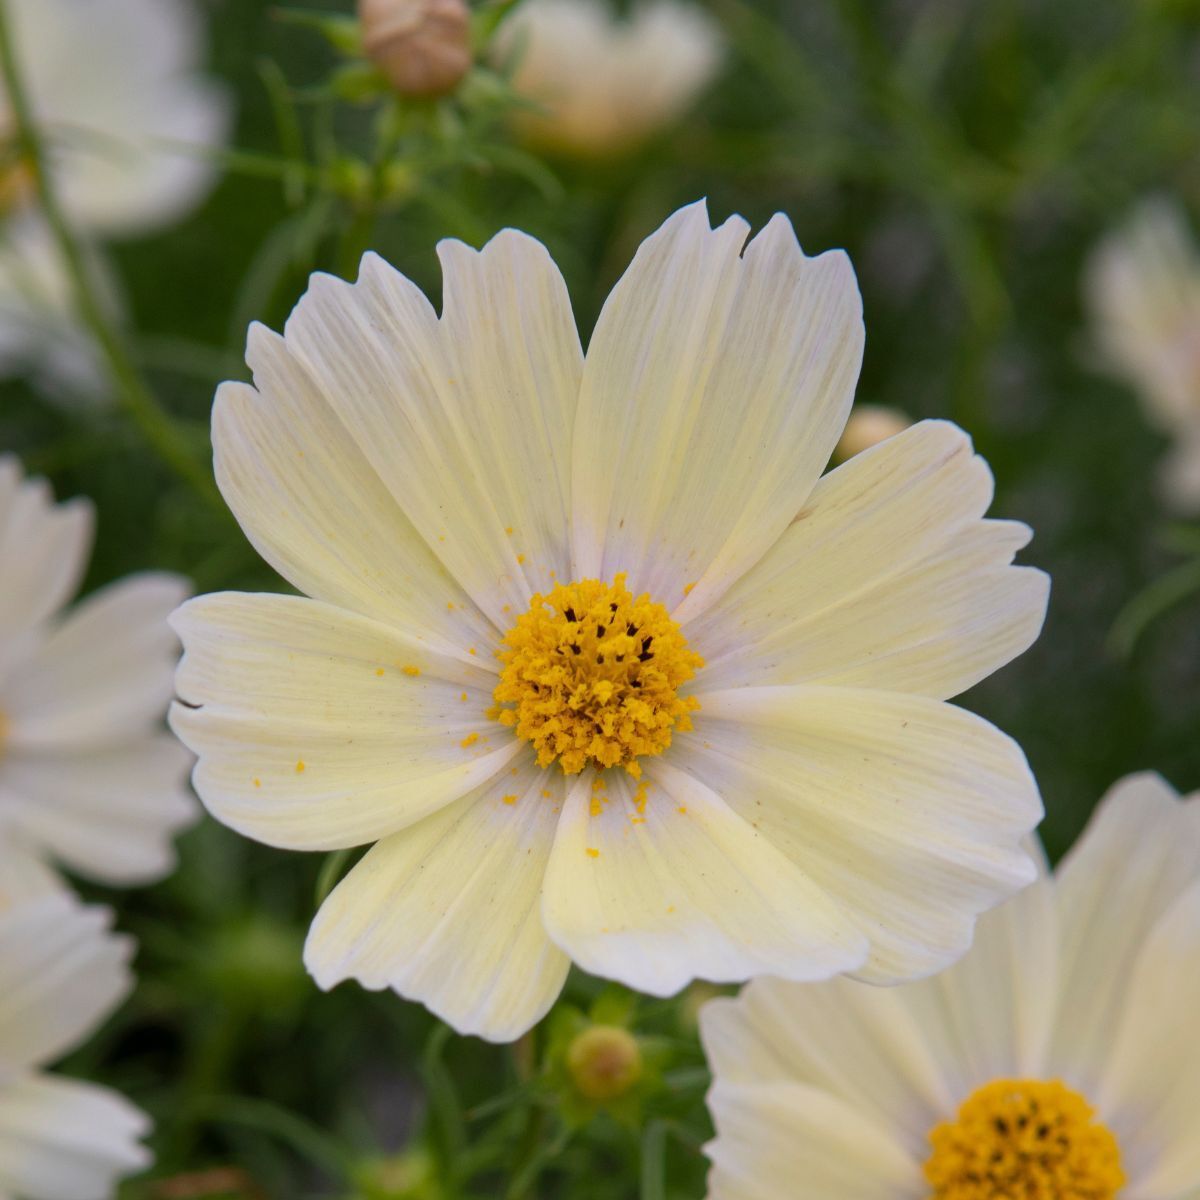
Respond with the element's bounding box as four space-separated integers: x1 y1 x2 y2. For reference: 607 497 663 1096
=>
491 574 703 777
925 1079 1124 1200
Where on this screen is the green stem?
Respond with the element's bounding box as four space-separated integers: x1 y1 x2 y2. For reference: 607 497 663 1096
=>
0 0 221 509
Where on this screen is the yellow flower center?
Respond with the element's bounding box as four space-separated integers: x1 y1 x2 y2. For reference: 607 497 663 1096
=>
491 574 703 777
924 1079 1125 1200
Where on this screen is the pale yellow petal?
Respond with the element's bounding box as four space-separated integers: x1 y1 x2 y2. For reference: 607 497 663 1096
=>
171 593 517 850
541 770 867 996
705 1080 923 1200
687 420 1047 698
1095 881 1200 1199
305 764 569 1042
677 686 1041 983
571 202 864 616
1046 771 1200 1095
701 980 957 1153
214 326 494 654
280 233 583 627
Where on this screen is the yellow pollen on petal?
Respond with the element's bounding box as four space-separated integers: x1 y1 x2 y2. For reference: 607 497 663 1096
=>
491 574 703 777
925 1079 1124 1200
401 665 421 677
586 847 600 858
375 667 386 676
517 554 527 565
460 733 479 748
295 760 306 773
682 581 696 596
502 794 518 806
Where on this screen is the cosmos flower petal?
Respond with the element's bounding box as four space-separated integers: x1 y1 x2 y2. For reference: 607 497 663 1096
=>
541 770 869 997
922 872 1059 1090
701 980 958 1153
0 896 132 1074
0 456 92 647
171 593 517 850
1097 879 1200 1197
280 231 583 628
704 1080 922 1200
688 421 1048 697
0 839 64 907
0 735 195 886
3 572 188 749
0 1073 151 1200
676 686 1042 983
1046 772 1200 1093
214 324 494 653
305 765 570 1042
572 201 864 616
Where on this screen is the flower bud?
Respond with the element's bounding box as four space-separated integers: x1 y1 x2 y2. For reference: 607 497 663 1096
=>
835 404 912 461
565 1024 643 1101
358 0 472 98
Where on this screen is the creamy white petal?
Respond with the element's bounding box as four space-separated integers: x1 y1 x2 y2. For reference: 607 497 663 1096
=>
705 1081 923 1200
675 687 1041 983
0 1073 150 1200
924 872 1059 1089
701 980 957 1153
280 232 583 628
1097 881 1200 1199
0 734 194 885
0 457 92 649
305 762 569 1042
687 421 1048 697
3 573 187 749
541 770 868 996
171 593 517 850
571 202 864 617
0 836 63 908
214 325 494 654
0 896 132 1073
1046 771 1200 1094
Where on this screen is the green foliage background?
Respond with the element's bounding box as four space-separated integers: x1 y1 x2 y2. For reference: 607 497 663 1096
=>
2 0 1199 1195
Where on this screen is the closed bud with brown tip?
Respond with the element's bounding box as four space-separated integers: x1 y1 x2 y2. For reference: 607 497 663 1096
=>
358 0 472 97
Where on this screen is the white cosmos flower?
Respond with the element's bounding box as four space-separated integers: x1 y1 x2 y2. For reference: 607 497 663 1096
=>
700 772 1200 1200
0 888 150 1199
0 455 195 885
0 0 229 390
170 200 1048 1043
496 0 722 158
1086 198 1200 512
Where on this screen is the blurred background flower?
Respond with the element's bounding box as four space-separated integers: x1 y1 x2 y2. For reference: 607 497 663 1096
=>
0 0 229 396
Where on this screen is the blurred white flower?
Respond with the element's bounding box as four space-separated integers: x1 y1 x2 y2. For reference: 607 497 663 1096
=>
833 403 912 461
701 771 1200 1200
1086 198 1200 512
0 889 150 1198
0 0 230 391
0 455 196 885
172 200 1047 1042
496 0 723 158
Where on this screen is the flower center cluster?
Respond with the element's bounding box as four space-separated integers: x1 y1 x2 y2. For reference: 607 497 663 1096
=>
492 574 702 777
924 1079 1124 1200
